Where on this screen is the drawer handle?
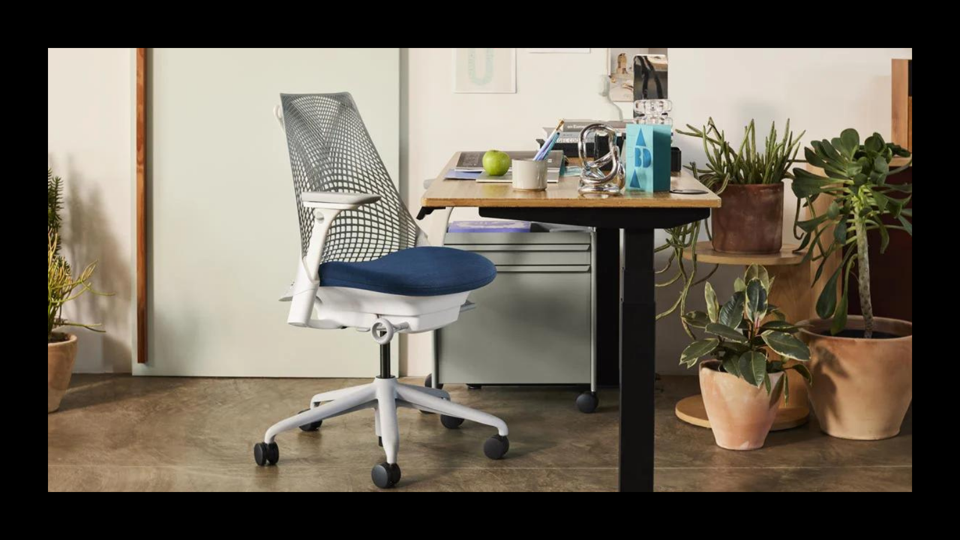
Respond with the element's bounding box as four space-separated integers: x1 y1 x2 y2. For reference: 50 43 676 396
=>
495 265 590 273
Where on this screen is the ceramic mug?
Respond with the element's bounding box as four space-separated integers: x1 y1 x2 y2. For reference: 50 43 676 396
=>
512 159 548 191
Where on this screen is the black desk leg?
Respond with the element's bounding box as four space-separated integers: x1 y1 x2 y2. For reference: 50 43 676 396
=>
595 228 621 387
620 228 656 492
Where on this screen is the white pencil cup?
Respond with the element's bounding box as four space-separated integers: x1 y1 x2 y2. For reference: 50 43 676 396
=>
511 159 548 191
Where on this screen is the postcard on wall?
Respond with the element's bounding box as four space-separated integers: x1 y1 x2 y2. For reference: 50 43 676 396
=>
607 48 668 102
453 48 517 94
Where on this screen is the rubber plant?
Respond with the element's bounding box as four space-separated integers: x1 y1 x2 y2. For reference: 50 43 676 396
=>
679 264 812 399
791 130 912 338
48 168 105 342
657 119 804 337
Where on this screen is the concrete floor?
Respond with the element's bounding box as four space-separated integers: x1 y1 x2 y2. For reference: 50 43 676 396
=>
48 375 912 492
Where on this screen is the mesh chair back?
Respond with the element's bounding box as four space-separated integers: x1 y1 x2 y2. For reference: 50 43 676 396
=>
281 93 421 263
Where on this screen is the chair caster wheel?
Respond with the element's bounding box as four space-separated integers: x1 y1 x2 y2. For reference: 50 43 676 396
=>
440 415 464 429
298 409 323 432
253 442 279 466
577 391 599 414
467 384 482 390
371 462 401 489
424 374 444 390
483 435 509 460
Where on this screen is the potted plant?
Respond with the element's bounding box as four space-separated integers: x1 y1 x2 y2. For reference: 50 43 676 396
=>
678 118 804 255
791 130 912 440
679 264 811 450
48 169 104 413
658 119 804 337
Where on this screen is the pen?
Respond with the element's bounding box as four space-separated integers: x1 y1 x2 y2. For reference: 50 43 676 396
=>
535 119 564 161
536 131 560 161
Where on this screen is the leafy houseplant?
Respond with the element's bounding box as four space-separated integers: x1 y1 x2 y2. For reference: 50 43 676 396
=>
791 130 913 440
48 169 104 413
679 265 812 451
658 119 804 336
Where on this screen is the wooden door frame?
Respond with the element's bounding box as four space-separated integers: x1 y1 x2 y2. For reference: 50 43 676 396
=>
136 48 147 363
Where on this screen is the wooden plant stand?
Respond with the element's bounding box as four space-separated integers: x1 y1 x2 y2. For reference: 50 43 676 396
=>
676 242 812 432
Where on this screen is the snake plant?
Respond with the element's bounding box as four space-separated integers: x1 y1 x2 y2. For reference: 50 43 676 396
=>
680 265 812 398
791 130 912 338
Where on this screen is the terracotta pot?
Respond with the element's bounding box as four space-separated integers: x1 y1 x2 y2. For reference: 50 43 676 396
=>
799 316 913 440
48 333 78 413
699 361 784 451
712 183 784 254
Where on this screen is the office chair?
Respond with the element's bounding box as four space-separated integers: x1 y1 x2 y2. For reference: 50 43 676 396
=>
254 93 509 489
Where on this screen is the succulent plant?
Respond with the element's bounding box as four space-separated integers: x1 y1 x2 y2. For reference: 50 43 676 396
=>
659 119 804 338
678 118 805 187
679 265 812 399
791 130 912 338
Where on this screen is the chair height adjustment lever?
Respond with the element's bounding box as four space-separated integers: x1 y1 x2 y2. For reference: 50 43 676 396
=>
371 318 410 345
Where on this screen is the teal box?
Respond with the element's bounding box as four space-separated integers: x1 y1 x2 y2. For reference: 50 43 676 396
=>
624 124 671 192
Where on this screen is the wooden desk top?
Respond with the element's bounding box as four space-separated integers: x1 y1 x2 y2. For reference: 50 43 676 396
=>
422 153 721 210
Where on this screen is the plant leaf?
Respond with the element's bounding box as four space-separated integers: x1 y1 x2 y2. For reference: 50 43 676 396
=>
898 215 913 236
797 213 829 233
706 323 748 343
760 320 802 333
680 339 719 367
831 292 849 335
788 364 813 386
745 279 768 322
734 277 746 293
839 128 860 158
792 169 835 198
682 311 711 329
739 351 767 388
722 355 741 377
704 282 719 323
830 254 856 335
816 263 842 319
834 219 847 244
762 331 810 361
877 220 891 253
804 146 827 169
719 292 745 328
827 201 840 219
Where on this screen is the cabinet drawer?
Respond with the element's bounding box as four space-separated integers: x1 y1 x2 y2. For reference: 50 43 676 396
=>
477 250 590 266
438 270 591 385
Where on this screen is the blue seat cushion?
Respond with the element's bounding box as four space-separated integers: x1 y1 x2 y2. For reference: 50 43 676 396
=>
319 247 496 297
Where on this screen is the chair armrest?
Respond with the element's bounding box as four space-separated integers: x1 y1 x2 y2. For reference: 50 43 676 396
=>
285 191 379 327
301 191 380 209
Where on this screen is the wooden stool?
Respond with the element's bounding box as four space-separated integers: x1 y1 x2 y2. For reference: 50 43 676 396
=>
676 242 811 432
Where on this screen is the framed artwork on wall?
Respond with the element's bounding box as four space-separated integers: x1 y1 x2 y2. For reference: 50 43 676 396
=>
453 48 516 94
607 48 668 102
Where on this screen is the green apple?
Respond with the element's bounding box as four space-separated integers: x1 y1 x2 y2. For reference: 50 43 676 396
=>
483 150 511 176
